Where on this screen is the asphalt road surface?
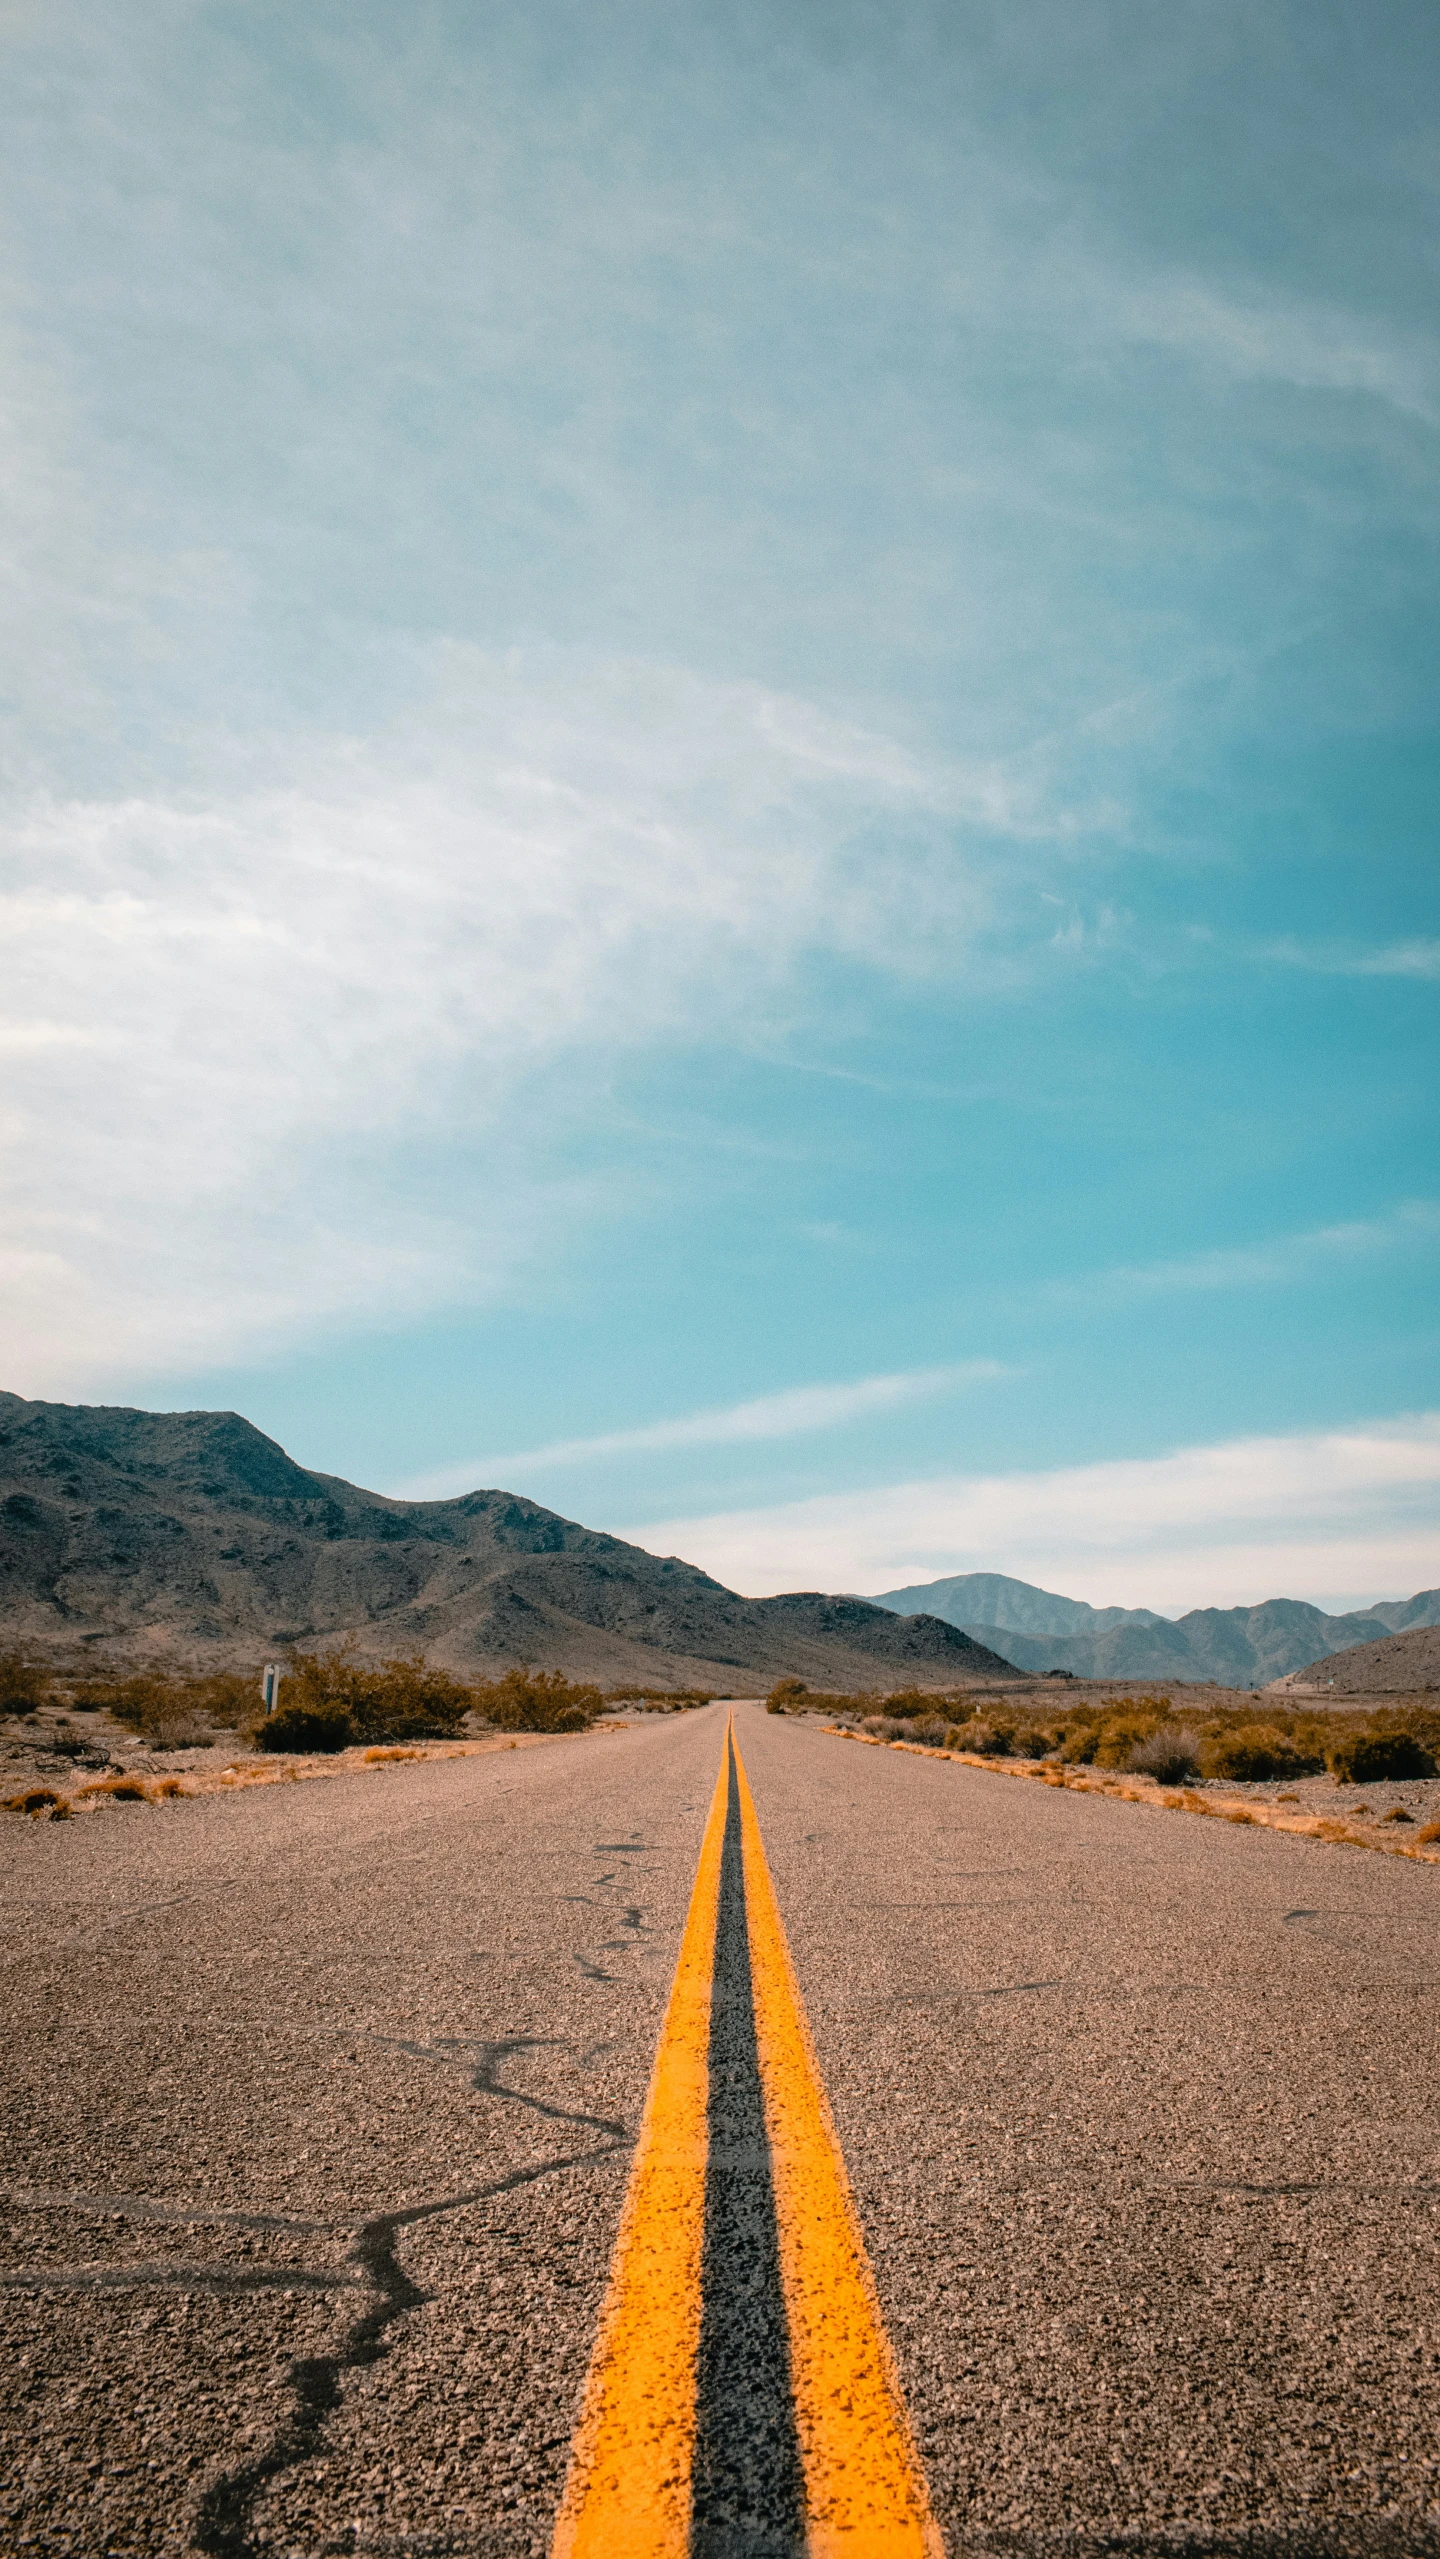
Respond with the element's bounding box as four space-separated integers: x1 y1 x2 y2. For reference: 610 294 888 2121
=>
4 1701 1439 2557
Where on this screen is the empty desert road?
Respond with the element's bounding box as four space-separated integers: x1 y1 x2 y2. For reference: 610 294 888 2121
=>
4 1702 1440 2557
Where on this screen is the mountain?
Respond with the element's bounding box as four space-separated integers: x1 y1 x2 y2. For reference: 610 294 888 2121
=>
873 1568 1440 1684
0 1393 1020 1691
1268 1623 1440 1696
1361 1594 1440 1632
871 1571 1164 1638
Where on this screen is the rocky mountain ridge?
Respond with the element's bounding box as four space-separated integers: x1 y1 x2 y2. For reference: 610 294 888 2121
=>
1269 1621 1440 1695
0 1393 1018 1692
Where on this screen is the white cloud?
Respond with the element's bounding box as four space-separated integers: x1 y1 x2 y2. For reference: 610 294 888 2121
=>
3 648 1069 1389
396 1359 1013 1499
621 1412 1440 1612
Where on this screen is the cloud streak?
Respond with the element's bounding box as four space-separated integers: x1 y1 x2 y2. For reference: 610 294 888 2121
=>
623 1412 1440 1613
396 1360 1013 1500
1051 1200 1440 1306
1258 937 1440 981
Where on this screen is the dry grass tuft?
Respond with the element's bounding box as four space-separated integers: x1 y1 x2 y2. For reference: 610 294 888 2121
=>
364 1745 425 1763
4 1785 62 1814
1416 1821 1440 1845
149 1775 190 1800
76 1775 151 1804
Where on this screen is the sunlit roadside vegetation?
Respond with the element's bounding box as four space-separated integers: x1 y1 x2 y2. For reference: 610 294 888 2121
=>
0 1648 713 1756
765 1679 1440 1785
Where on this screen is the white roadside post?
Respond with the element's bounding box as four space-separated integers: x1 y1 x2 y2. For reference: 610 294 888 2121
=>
261 1663 283 1716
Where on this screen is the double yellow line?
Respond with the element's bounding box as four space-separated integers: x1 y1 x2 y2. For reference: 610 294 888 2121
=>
553 1716 939 2556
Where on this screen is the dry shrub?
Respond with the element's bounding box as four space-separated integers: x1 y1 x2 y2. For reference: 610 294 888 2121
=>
1381 1807 1415 1823
1416 1821 1440 1845
1203 1726 1324 1783
1329 1730 1437 1785
77 1775 150 1804
4 1785 62 1814
908 1713 952 1746
0 1654 51 1717
767 1681 879 1716
469 1668 604 1733
1127 1730 1203 1785
1092 1705 1173 1768
949 1718 1012 1757
71 1671 226 1747
614 1688 714 1711
1010 1728 1056 1760
364 1745 426 1762
149 1776 190 1800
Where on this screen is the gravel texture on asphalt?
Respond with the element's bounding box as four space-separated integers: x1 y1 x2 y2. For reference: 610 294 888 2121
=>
4 1702 1439 2557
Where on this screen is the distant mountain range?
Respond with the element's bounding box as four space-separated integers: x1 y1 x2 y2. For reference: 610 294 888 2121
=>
872 1568 1440 1686
0 1393 1016 1692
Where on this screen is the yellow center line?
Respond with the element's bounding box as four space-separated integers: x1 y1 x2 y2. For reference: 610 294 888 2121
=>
732 1728 942 2557
553 1714 938 2556
551 1727 730 2558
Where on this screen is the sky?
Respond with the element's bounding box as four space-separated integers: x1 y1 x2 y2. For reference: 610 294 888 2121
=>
3 0 1438 1613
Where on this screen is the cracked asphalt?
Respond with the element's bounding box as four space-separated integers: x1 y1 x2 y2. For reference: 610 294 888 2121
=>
4 1702 1440 2556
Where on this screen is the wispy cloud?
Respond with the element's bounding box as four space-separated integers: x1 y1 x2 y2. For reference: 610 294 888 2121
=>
623 1412 1440 1614
1257 936 1440 981
1 650 1031 1389
395 1360 1012 1500
1052 1201 1440 1306
1112 275 1440 425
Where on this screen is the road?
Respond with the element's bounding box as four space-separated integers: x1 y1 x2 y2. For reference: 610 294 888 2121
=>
4 1701 1439 2556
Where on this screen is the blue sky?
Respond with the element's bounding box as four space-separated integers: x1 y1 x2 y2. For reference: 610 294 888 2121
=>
4 1 1438 1609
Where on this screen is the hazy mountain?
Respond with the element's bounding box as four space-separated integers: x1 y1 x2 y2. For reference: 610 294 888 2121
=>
0 1393 1020 1692
874 1568 1440 1684
873 1571 1164 1637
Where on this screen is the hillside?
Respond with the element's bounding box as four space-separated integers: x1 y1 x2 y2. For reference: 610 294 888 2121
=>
1269 1622 1440 1696
874 1567 1440 1683
0 1393 1019 1691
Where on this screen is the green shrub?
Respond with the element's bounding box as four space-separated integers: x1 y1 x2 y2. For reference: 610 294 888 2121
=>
1202 1725 1324 1783
1329 1730 1437 1785
1059 1725 1101 1764
766 1679 809 1713
469 1668 604 1733
268 1649 474 1746
258 1701 355 1754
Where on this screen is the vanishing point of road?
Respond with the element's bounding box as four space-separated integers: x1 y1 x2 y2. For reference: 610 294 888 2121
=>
4 1700 1439 2555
